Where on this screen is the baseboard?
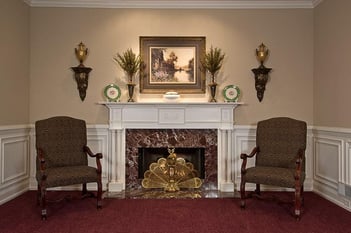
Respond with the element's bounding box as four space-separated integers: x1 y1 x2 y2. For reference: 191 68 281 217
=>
313 180 351 211
0 179 29 205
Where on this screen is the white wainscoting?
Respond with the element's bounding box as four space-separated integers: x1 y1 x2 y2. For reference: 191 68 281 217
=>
0 124 350 212
0 125 31 205
312 127 351 211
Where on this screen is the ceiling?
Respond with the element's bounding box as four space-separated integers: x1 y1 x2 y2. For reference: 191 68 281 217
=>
24 0 323 9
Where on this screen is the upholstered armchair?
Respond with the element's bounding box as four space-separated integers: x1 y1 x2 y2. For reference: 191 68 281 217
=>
35 116 103 219
240 117 307 219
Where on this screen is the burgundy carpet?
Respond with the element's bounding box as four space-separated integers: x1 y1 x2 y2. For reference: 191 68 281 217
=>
0 191 350 233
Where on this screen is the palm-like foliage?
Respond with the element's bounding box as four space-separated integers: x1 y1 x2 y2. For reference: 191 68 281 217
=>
201 46 225 83
114 48 141 83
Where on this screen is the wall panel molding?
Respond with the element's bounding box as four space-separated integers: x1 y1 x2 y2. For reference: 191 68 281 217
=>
346 140 351 185
0 126 31 204
313 136 341 189
233 126 256 189
313 126 351 211
1 135 29 184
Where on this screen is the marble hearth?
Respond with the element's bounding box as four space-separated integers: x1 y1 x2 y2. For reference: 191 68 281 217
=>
100 102 242 192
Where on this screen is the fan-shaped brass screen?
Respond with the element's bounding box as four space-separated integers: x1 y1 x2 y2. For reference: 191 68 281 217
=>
142 147 203 192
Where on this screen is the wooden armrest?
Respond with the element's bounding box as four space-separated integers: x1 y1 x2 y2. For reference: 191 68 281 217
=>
240 146 259 160
84 146 103 159
83 146 103 174
240 146 259 174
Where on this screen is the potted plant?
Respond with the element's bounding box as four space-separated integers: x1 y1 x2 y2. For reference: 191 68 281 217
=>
114 48 141 102
201 46 225 102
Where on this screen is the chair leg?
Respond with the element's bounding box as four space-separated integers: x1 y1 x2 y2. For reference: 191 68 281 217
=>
40 184 47 220
301 185 305 207
255 184 261 195
82 183 96 199
37 184 41 206
240 179 246 209
97 180 102 209
294 185 302 220
82 183 87 196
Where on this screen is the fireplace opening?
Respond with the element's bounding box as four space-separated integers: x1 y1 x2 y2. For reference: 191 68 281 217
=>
138 147 205 179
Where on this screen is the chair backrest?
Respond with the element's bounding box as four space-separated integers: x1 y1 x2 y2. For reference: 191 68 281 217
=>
35 116 88 169
256 117 307 169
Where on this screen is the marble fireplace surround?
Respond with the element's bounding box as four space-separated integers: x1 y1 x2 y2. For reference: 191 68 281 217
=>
125 129 217 190
100 102 242 192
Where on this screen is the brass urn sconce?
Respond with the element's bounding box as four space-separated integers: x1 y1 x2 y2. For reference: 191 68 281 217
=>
251 43 272 102
71 42 92 101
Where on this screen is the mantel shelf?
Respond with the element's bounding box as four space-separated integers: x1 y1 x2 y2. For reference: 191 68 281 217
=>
98 101 244 106
98 101 243 130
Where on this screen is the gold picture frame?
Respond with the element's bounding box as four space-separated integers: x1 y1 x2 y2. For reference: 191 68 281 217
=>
139 36 206 94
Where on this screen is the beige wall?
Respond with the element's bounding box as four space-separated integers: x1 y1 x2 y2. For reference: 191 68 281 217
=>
314 0 351 128
6 1 351 128
29 7 314 125
0 0 29 125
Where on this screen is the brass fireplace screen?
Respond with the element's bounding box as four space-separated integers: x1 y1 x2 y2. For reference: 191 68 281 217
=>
141 147 203 192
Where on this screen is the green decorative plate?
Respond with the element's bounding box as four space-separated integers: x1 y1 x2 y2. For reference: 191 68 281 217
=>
223 85 240 102
104 84 121 102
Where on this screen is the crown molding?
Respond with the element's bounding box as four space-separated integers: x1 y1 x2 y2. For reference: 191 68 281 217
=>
312 0 323 7
23 0 323 9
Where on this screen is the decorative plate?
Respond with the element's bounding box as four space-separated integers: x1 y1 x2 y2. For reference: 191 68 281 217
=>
223 85 240 102
104 84 121 102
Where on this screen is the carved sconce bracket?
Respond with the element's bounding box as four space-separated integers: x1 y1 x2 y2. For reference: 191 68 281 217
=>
71 66 92 101
252 43 272 102
252 65 272 102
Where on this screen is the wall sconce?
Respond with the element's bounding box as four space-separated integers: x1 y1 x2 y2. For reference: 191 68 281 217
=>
71 42 92 101
251 43 272 102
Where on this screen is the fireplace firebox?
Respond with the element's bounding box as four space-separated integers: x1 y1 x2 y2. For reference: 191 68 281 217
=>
138 147 205 179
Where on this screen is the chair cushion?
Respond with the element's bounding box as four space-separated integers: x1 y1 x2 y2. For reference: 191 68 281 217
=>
245 166 305 188
256 117 307 169
35 116 88 168
36 166 99 188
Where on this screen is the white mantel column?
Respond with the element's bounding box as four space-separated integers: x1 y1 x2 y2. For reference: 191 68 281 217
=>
218 129 235 192
107 129 126 192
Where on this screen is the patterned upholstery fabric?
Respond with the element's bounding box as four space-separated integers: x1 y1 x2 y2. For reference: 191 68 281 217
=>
245 166 306 188
245 117 307 188
35 116 99 187
36 117 88 168
35 165 99 188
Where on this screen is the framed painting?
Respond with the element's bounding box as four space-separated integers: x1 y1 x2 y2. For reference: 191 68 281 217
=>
139 36 206 94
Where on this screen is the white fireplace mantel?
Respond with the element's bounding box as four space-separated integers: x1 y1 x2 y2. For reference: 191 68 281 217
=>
99 102 243 192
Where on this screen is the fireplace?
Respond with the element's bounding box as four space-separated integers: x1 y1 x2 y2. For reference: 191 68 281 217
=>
99 102 242 192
